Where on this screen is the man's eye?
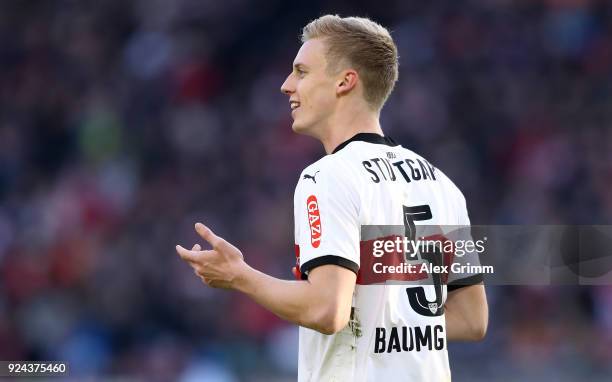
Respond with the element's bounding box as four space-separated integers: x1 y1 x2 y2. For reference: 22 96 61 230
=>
297 69 306 77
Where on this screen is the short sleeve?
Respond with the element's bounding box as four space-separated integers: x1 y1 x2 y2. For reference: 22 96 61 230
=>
293 161 360 280
447 192 484 291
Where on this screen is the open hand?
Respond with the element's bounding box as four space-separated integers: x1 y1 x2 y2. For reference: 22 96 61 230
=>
176 223 246 289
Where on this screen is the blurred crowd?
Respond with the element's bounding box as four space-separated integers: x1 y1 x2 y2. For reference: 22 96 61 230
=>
0 0 611 380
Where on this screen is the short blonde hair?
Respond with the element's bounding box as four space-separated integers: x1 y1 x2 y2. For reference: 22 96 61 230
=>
302 15 399 111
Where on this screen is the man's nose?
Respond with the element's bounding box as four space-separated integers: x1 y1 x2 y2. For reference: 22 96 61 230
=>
280 75 294 95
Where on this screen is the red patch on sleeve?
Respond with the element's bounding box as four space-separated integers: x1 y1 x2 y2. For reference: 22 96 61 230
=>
293 244 301 280
306 195 322 248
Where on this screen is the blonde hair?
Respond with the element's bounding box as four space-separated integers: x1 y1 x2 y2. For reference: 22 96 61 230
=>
301 15 399 111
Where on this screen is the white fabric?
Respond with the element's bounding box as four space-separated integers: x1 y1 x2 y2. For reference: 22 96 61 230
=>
294 138 472 382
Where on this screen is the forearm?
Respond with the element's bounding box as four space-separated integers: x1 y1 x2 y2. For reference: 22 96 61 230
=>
233 265 330 332
175 224 352 333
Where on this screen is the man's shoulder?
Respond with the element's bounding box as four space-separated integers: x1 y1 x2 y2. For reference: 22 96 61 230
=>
299 155 330 176
295 154 358 200
298 154 353 181
395 146 467 203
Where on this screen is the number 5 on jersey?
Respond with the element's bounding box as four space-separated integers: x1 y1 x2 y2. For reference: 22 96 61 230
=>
403 205 444 317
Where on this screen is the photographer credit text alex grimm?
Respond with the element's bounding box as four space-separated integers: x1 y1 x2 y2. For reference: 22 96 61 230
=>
370 235 493 277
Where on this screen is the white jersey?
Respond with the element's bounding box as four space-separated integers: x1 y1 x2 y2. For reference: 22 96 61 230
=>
293 133 482 382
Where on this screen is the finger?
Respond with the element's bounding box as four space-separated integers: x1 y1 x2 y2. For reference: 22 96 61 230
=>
176 244 196 262
195 223 223 248
193 269 210 285
195 273 209 286
192 244 202 251
179 249 215 268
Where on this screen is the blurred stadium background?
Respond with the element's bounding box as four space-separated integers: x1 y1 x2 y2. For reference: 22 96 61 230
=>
1 0 611 380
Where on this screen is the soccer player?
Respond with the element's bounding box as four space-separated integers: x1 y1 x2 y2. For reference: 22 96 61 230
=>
176 15 488 381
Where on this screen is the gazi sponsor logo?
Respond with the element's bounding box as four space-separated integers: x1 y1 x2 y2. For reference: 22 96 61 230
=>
306 195 321 248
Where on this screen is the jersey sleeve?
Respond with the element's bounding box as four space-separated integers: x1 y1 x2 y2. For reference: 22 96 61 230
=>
293 161 360 280
446 192 484 291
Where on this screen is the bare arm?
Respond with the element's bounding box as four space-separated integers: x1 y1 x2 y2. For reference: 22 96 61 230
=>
235 264 356 334
444 283 488 341
176 223 356 335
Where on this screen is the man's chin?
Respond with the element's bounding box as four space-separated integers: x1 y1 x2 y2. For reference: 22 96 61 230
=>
291 119 317 137
291 121 307 134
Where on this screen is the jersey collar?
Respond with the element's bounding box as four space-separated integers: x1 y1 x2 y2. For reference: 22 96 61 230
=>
332 133 398 154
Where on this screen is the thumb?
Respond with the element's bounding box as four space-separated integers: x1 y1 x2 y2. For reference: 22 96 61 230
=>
195 223 222 248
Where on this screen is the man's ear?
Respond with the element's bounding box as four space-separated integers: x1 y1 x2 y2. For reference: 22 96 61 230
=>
336 70 358 96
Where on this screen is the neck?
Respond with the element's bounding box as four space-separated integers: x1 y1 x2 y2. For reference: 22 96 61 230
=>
319 107 383 154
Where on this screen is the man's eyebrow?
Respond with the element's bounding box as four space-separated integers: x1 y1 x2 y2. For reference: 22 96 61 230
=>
293 63 308 70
